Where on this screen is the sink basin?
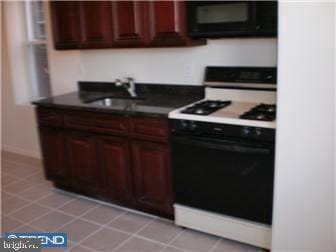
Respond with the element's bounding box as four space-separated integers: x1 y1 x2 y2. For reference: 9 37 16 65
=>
85 96 143 107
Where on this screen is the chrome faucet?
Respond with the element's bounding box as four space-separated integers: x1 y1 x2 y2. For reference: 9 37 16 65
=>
125 77 137 97
115 77 137 97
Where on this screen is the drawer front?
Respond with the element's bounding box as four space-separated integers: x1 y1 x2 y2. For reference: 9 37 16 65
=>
37 107 63 127
130 117 168 141
64 111 128 135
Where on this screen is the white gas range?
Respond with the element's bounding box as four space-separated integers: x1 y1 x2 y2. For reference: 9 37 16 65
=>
169 67 277 249
169 87 276 128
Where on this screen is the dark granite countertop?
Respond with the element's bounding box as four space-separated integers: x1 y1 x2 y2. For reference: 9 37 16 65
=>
32 82 204 118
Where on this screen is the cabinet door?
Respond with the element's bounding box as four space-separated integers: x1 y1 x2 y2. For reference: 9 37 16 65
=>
39 127 68 183
111 1 148 46
50 1 81 49
131 140 173 216
79 1 113 48
147 1 188 46
97 136 133 204
65 131 102 195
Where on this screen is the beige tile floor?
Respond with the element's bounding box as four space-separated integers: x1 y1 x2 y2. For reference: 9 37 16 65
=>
1 152 265 252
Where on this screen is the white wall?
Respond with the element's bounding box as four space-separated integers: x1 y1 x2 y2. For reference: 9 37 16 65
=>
1 2 40 158
3 1 34 104
51 38 277 95
272 2 335 251
79 38 277 87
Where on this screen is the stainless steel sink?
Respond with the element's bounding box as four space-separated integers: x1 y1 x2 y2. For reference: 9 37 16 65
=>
86 97 143 107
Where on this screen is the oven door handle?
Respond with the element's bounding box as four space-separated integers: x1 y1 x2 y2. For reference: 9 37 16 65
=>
172 135 272 155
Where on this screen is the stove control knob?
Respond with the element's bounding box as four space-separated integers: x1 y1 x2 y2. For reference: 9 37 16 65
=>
242 127 251 137
189 121 198 131
178 120 188 130
255 128 262 137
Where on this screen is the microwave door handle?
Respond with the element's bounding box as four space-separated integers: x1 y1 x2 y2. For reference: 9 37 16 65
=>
172 136 271 155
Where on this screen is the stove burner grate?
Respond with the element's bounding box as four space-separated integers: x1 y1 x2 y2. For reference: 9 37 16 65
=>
240 103 276 121
180 100 232 116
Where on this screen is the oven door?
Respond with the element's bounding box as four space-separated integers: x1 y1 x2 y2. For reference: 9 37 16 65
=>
171 134 274 225
187 1 257 38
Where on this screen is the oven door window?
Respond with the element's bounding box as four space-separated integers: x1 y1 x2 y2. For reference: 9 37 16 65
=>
171 135 274 225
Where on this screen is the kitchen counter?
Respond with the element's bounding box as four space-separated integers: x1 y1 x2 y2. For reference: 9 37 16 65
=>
32 82 204 117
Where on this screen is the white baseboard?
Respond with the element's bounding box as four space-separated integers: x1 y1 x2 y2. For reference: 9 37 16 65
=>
174 204 272 249
1 145 41 159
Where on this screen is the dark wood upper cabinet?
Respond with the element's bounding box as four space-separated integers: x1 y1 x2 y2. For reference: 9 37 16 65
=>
39 127 69 183
111 1 148 46
50 0 206 49
147 1 188 46
50 1 81 50
131 140 173 216
97 135 133 203
79 1 113 48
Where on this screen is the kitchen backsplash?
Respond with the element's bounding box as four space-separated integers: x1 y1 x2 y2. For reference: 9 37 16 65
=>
47 39 277 95
80 39 277 85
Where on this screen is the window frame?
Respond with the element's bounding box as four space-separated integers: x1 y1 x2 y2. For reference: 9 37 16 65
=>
24 0 51 99
24 0 46 43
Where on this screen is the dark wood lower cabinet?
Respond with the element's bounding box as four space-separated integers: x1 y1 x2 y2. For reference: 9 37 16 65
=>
97 135 133 204
65 131 103 196
132 140 173 217
39 127 69 183
36 108 173 218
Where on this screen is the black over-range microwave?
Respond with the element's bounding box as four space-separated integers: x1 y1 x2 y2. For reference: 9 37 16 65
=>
187 1 277 38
